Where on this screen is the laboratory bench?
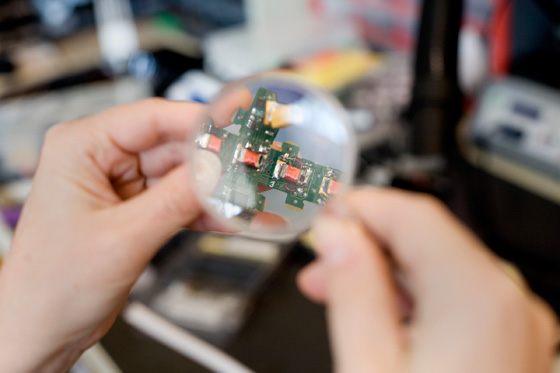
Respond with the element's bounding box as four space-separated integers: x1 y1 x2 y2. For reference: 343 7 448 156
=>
101 248 332 373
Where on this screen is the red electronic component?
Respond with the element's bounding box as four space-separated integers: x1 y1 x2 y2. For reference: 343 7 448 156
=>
328 180 341 195
207 135 222 153
285 166 301 184
243 150 262 168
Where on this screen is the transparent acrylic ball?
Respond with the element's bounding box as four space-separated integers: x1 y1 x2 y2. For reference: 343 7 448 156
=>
189 74 356 238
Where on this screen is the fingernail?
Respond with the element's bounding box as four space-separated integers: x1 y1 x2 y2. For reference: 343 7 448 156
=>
314 215 350 267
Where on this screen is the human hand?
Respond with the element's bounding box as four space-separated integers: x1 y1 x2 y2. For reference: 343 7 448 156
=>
0 95 251 372
299 188 557 373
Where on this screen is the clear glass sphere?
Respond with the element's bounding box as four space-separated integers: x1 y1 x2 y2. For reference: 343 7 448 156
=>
189 74 356 239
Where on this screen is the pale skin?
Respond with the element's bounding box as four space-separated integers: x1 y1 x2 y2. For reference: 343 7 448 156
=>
0 99 557 372
299 189 558 373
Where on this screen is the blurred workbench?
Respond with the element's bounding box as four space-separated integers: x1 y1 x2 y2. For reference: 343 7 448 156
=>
0 18 199 99
101 249 332 372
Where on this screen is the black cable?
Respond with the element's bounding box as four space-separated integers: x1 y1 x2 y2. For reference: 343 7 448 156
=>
407 0 464 157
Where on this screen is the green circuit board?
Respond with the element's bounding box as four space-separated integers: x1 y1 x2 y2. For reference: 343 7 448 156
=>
196 88 342 221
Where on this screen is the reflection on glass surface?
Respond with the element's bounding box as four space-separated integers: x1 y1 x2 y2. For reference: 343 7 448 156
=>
190 74 356 238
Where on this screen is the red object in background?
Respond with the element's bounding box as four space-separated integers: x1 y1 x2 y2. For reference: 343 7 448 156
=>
208 135 222 153
243 150 262 169
489 0 512 76
342 0 497 54
285 166 301 184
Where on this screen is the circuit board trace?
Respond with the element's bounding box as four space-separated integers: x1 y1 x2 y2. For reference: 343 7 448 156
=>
196 88 342 223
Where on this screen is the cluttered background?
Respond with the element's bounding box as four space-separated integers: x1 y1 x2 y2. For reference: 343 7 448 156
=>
1 0 560 371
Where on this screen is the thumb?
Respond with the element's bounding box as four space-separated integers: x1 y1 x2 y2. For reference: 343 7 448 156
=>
315 215 404 373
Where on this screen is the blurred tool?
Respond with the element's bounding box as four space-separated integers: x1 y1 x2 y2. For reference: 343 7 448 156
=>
354 0 464 196
93 0 139 75
407 0 464 160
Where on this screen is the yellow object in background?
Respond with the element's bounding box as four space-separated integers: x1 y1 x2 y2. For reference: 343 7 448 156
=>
197 234 280 264
300 230 317 252
292 49 384 91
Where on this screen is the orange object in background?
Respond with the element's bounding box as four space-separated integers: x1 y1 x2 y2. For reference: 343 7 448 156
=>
291 49 384 91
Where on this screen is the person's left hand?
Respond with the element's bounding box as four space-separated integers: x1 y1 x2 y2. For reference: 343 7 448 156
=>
0 97 249 372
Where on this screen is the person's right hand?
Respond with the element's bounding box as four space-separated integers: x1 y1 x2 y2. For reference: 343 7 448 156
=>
298 188 558 373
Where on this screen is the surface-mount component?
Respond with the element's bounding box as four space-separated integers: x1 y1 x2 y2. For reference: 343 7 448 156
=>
195 87 343 222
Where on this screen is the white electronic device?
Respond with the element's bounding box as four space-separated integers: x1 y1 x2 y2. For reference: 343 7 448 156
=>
466 78 560 204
